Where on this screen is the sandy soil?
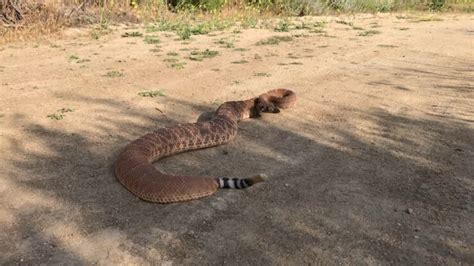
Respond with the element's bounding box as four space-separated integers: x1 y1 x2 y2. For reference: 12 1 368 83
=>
0 13 473 265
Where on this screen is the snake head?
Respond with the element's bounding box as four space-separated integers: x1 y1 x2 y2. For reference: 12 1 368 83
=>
258 101 281 113
251 98 280 118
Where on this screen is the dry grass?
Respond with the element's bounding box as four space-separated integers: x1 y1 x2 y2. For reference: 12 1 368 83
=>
1 0 471 45
1 3 65 44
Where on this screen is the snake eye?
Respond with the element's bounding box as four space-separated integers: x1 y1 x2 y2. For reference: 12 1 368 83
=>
270 106 280 113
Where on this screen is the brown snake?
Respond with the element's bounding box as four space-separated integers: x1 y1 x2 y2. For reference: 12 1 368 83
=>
114 89 297 203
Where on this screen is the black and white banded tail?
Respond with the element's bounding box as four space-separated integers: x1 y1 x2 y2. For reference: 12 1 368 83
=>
217 174 268 189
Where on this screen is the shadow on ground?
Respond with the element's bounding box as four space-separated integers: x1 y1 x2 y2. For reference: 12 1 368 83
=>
1 88 472 264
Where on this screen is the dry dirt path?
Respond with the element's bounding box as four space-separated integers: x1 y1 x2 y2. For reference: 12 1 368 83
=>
0 13 473 264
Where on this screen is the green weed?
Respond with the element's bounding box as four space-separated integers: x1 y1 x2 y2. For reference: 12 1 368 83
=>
122 31 143 37
256 36 293 45
163 58 179 63
138 90 165 97
336 20 353 26
77 59 91 63
188 49 219 61
68 55 79 61
170 62 186 69
104 71 124 77
358 30 381 36
47 108 74 120
254 72 271 77
215 38 235 48
275 20 291 32
144 36 160 44
231 59 249 64
234 48 250 52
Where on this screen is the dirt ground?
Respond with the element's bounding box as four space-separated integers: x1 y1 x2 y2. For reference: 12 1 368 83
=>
0 13 473 265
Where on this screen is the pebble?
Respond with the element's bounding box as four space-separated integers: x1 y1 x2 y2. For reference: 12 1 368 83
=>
406 208 414 214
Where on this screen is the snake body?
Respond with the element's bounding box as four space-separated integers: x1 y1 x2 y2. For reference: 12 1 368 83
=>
114 89 297 203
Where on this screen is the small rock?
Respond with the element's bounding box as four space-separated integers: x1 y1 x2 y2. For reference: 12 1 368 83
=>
414 235 419 239
284 183 289 187
406 208 414 214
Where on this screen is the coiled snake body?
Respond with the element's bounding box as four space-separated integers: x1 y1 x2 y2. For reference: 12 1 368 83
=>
114 89 296 203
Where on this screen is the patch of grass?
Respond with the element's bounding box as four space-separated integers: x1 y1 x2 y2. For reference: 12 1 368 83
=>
144 36 160 44
336 20 353 26
254 72 271 77
188 49 219 61
292 33 310 38
104 71 124 77
47 114 64 120
47 108 74 120
289 62 303 65
147 19 233 41
310 28 326 34
358 30 381 37
170 62 186 69
76 59 91 63
412 16 443 22
138 90 165 97
231 59 249 64
274 20 291 32
90 25 111 40
398 27 410 31
58 108 74 113
244 16 261 28
234 48 250 52
68 55 79 61
166 52 179 56
122 31 143 37
287 53 300 59
163 58 179 63
256 36 293 46
177 26 192 40
215 38 235 48
378 44 398 48
295 21 326 30
429 0 445 11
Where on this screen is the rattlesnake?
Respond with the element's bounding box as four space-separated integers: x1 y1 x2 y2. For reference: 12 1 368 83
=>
114 89 297 203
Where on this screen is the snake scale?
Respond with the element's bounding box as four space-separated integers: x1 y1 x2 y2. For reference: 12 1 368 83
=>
114 89 297 203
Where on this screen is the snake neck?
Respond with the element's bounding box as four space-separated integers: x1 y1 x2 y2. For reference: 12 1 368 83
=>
215 98 258 121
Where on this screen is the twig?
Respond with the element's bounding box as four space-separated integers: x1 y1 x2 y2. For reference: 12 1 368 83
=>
67 0 88 17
